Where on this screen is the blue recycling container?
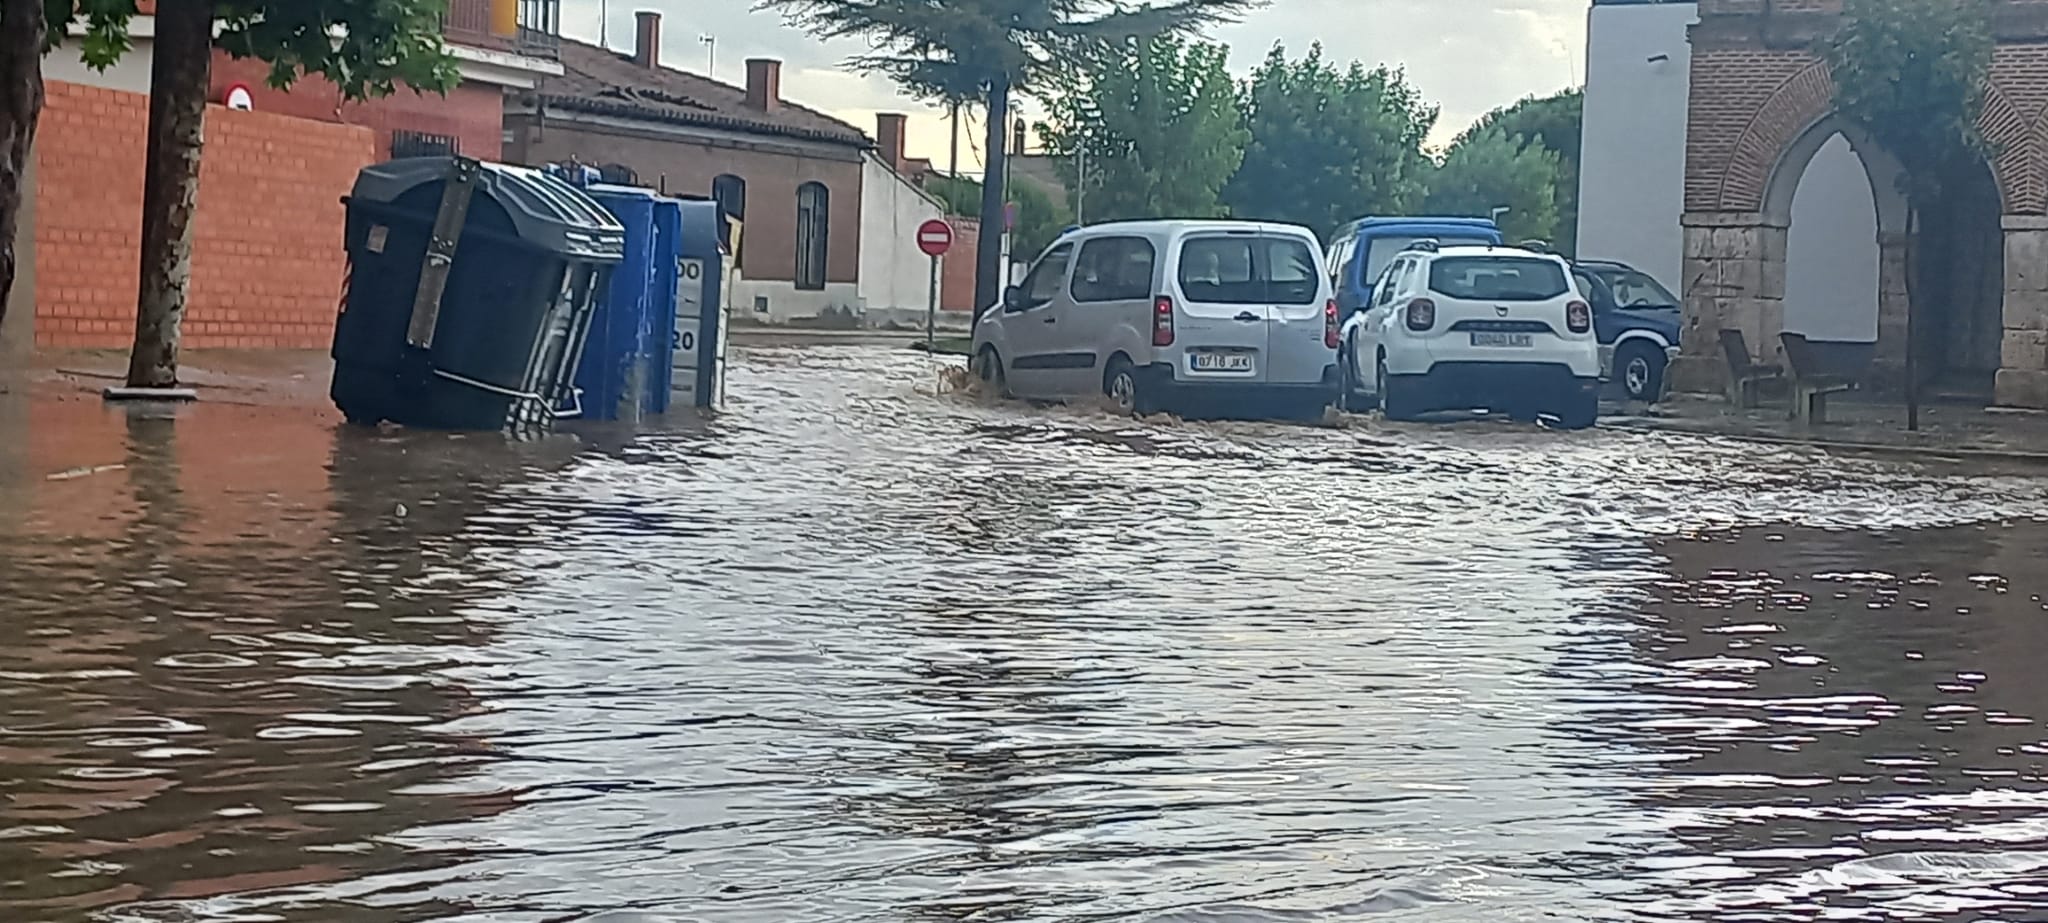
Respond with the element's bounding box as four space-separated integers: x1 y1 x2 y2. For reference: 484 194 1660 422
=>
574 185 681 422
673 199 732 409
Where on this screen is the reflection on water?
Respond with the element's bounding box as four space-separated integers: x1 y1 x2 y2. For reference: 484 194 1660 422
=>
4 344 2048 921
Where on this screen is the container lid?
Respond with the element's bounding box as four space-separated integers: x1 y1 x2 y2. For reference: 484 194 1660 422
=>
352 157 626 263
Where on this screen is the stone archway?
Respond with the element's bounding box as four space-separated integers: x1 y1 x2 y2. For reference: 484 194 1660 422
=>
1673 18 2042 405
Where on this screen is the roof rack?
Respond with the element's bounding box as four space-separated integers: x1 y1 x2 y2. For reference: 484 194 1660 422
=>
1517 238 1553 254
1402 238 1440 253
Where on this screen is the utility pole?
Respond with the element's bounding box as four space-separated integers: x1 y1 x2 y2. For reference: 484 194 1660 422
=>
949 101 961 179
700 35 717 77
1076 145 1087 225
599 0 608 48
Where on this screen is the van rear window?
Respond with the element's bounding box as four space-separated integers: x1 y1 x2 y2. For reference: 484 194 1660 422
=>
1178 236 1320 305
1427 256 1570 301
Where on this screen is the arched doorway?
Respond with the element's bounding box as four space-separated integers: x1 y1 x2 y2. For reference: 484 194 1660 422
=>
1760 114 2002 400
1784 133 1880 343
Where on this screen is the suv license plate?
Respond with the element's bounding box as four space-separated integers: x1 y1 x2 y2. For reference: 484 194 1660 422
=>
1190 352 1254 372
1471 333 1534 348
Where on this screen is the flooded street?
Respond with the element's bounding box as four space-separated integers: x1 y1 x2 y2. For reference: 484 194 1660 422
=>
12 342 2048 921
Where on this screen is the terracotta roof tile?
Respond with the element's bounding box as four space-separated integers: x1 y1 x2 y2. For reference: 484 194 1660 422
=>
544 39 871 148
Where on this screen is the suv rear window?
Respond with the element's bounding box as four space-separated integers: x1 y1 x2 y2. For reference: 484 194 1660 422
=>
1427 256 1570 301
1177 236 1320 305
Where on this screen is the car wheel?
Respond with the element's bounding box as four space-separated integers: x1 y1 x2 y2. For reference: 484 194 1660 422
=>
1104 357 1152 417
1618 341 1666 402
1377 355 1423 422
1337 345 1367 413
1549 390 1599 430
974 346 1008 398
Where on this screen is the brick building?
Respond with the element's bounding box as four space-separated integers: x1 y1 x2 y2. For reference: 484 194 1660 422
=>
504 11 946 324
1674 0 2048 407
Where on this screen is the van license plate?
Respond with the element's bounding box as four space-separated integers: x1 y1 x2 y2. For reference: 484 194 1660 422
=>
1190 352 1254 372
1471 333 1534 348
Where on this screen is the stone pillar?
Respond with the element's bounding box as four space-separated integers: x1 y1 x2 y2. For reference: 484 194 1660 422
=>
1863 231 1912 395
1672 211 1788 393
1995 214 2048 408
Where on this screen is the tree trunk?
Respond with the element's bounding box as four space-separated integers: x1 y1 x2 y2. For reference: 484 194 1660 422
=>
973 75 1009 322
126 0 216 389
0 0 47 349
1904 204 1920 432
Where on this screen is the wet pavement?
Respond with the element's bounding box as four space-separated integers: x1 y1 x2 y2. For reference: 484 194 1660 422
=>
8 343 2048 921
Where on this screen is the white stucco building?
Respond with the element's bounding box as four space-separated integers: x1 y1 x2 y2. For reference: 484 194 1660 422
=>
1578 0 1878 341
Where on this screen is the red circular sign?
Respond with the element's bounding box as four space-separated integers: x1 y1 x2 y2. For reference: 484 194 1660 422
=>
917 218 953 257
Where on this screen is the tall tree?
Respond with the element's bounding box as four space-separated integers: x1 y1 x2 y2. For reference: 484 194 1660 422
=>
1424 125 1562 244
1038 35 1246 222
1825 0 1994 429
0 1 132 348
759 0 1261 318
1224 43 1436 239
124 0 461 388
1456 88 1581 254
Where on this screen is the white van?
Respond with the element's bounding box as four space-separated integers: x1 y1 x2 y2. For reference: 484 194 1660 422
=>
970 220 1339 417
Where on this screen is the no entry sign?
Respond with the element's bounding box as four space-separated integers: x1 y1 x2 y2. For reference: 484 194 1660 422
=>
917 219 953 257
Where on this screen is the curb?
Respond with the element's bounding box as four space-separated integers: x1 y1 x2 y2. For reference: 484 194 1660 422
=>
1607 418 2048 466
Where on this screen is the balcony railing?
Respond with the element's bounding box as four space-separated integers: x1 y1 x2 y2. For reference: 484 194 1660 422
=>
443 0 560 59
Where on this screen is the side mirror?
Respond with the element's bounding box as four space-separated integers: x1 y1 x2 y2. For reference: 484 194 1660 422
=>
1002 285 1025 312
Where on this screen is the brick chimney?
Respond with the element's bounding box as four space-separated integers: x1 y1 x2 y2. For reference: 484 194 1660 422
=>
633 10 661 69
745 58 782 113
876 113 907 172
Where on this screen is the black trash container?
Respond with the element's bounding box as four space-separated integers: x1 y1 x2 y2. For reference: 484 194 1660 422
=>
331 157 625 432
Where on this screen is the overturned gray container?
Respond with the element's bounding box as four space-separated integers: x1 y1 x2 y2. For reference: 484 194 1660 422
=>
330 156 626 433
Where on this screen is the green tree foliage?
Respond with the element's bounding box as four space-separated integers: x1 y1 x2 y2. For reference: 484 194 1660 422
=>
35 0 461 95
1456 88 1581 253
760 0 1260 315
1825 0 1994 427
1038 36 1247 222
924 173 1072 259
1224 43 1436 239
1424 126 1561 243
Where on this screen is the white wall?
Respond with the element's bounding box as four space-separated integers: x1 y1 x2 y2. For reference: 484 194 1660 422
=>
857 154 947 317
1784 134 1880 341
1577 1 1696 291
730 275 861 325
44 35 154 93
1578 0 1881 341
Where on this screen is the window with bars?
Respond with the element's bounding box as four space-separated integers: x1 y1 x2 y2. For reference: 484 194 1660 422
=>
795 182 829 291
391 130 460 159
712 175 746 269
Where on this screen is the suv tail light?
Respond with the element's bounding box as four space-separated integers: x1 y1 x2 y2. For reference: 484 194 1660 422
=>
1566 299 1591 333
1405 298 1436 332
1153 296 1175 346
1323 299 1340 348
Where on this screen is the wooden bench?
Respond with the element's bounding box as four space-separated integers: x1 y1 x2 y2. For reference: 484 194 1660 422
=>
1778 331 1857 423
1718 329 1784 409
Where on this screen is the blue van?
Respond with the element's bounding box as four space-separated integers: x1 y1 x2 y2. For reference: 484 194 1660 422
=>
1325 217 1504 317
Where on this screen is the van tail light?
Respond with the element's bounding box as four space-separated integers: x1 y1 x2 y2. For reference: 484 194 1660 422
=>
1405 298 1436 332
1153 296 1175 346
1323 299 1340 348
1566 299 1591 333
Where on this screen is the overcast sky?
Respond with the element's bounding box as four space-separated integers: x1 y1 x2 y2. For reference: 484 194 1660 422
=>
558 0 1587 171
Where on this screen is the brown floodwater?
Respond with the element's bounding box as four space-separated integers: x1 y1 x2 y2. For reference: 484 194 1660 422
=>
6 342 2048 922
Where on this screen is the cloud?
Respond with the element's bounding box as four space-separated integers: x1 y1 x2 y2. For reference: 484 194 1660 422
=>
555 0 1585 171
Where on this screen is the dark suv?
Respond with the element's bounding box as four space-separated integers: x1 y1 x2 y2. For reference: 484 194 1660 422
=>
1572 260 1682 402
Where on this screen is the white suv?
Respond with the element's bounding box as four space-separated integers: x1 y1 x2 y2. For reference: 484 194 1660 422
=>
1336 242 1601 428
971 220 1339 419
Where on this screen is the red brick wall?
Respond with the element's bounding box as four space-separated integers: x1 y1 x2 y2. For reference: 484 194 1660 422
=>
940 217 980 312
33 80 376 350
211 55 505 161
